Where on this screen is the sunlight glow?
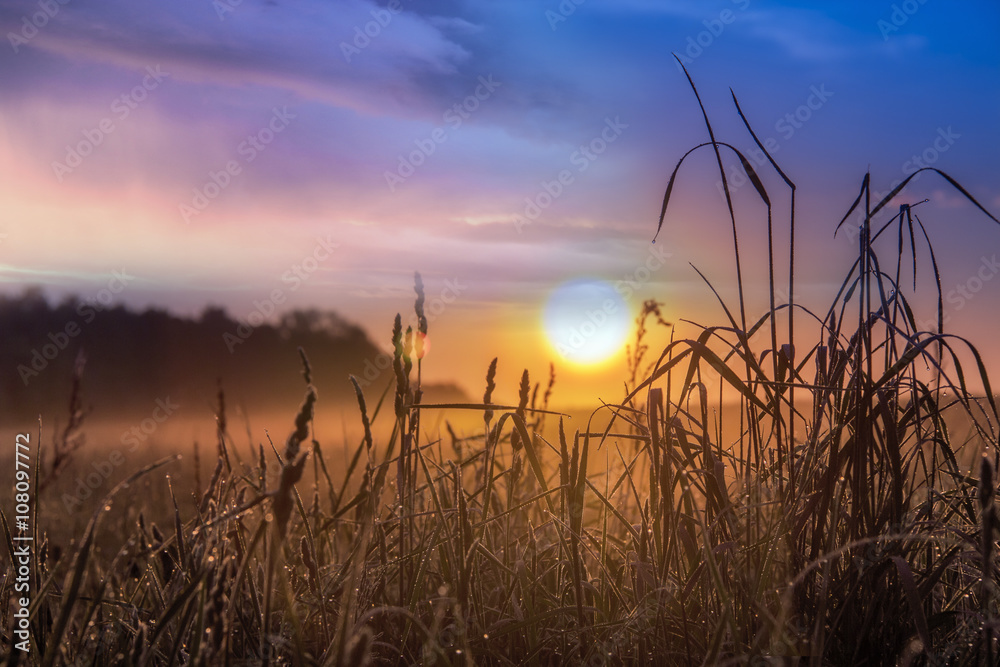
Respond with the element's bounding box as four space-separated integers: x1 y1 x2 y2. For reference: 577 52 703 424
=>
543 279 630 366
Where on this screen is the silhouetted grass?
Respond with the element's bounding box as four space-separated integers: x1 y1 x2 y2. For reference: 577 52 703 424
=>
2 68 999 666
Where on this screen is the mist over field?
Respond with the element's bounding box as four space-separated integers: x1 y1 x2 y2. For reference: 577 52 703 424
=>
2 1 999 664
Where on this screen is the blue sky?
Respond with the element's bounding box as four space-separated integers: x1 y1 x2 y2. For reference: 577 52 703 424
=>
1 0 998 400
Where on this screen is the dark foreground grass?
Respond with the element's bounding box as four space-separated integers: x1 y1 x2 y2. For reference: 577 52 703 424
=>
3 68 1000 666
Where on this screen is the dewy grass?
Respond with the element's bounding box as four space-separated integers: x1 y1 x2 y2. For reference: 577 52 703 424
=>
3 68 1000 665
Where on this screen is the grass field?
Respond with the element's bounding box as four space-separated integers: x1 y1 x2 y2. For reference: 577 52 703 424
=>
2 69 999 666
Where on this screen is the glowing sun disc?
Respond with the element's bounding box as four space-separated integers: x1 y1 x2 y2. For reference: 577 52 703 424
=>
543 279 630 365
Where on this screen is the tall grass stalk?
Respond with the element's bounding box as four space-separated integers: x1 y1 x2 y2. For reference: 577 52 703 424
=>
4 70 999 665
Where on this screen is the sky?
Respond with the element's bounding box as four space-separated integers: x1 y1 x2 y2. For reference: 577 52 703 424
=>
1 0 998 406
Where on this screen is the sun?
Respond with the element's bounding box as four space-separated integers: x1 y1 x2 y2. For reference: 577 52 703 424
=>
543 279 631 366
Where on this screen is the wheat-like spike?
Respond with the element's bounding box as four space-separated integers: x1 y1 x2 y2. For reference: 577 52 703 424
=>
392 314 407 418
542 362 555 410
298 345 313 385
403 325 414 375
511 369 529 451
301 535 318 591
483 357 498 425
199 456 224 516
349 376 374 461
414 271 428 355
273 385 315 541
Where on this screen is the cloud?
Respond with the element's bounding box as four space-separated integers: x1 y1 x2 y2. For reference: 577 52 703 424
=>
427 15 484 35
930 188 971 210
0 0 473 118
741 10 858 61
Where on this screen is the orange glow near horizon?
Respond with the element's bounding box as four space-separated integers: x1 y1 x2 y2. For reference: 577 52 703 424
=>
542 278 634 367
1 0 998 411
